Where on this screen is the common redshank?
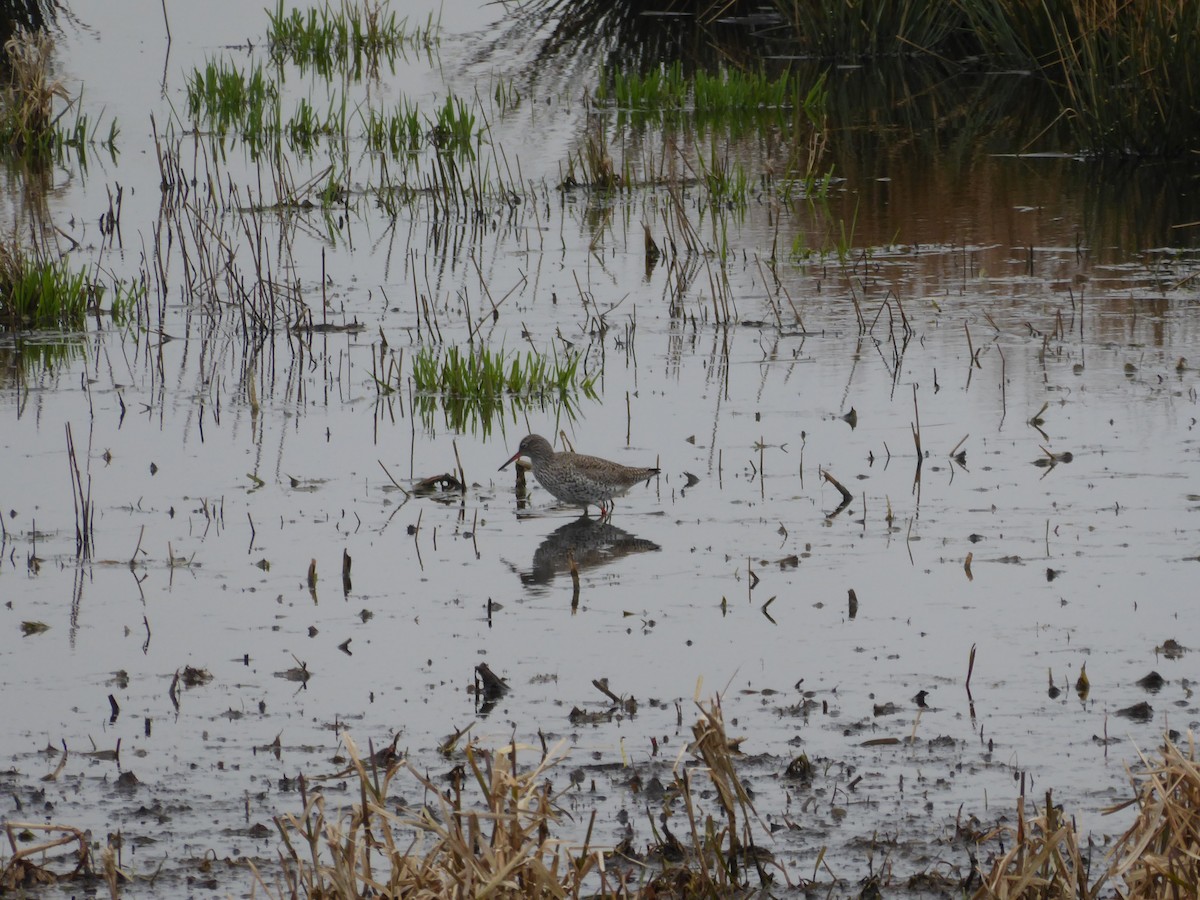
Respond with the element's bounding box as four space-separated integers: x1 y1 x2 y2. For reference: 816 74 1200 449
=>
498 434 659 517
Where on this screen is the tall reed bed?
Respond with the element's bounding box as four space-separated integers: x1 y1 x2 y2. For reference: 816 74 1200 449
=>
558 0 1200 156
959 0 1200 156
779 0 1200 155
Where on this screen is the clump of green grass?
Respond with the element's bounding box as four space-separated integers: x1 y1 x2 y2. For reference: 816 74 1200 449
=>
597 60 688 110
185 58 351 158
185 58 279 151
362 97 423 155
186 54 479 163
408 344 597 435
267 0 439 79
412 344 597 402
363 93 480 161
429 94 477 158
0 243 91 330
599 61 807 116
0 243 143 330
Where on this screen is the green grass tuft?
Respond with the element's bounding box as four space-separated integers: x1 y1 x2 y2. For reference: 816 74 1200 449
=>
409 344 598 436
267 0 439 79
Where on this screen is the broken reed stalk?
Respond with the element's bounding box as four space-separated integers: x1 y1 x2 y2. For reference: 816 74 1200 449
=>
1 822 93 887
966 642 977 699
568 550 580 610
64 423 94 559
820 468 852 505
451 438 466 495
911 383 922 459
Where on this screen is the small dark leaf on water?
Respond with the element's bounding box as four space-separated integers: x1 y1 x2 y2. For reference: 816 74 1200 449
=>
1136 671 1165 692
1116 701 1153 723
785 754 814 781
255 558 270 571
247 822 272 839
1158 639 1187 659
778 555 799 569
338 639 352 655
873 702 899 717
913 690 929 707
848 589 858 620
308 626 318 637
968 533 985 543
685 435 695 444
149 462 158 475
359 609 373 622
1092 734 1121 746
842 408 858 429
181 666 212 687
21 621 50 636
683 472 700 488
1046 568 1060 582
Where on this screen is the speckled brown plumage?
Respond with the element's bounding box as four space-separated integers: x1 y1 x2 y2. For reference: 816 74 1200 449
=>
499 434 659 516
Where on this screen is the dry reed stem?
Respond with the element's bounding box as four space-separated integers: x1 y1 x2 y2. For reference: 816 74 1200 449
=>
1 822 92 890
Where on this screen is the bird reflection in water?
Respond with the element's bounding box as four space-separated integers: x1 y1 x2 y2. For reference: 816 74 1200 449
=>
520 515 660 591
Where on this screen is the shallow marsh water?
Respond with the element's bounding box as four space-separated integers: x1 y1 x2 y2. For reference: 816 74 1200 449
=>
1 0 1199 895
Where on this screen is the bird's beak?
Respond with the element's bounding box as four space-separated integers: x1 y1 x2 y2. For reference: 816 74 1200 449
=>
498 450 522 471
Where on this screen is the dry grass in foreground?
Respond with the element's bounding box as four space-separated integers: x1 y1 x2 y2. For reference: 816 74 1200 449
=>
260 719 1200 899
256 697 781 898
974 733 1200 899
8 717 1194 895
